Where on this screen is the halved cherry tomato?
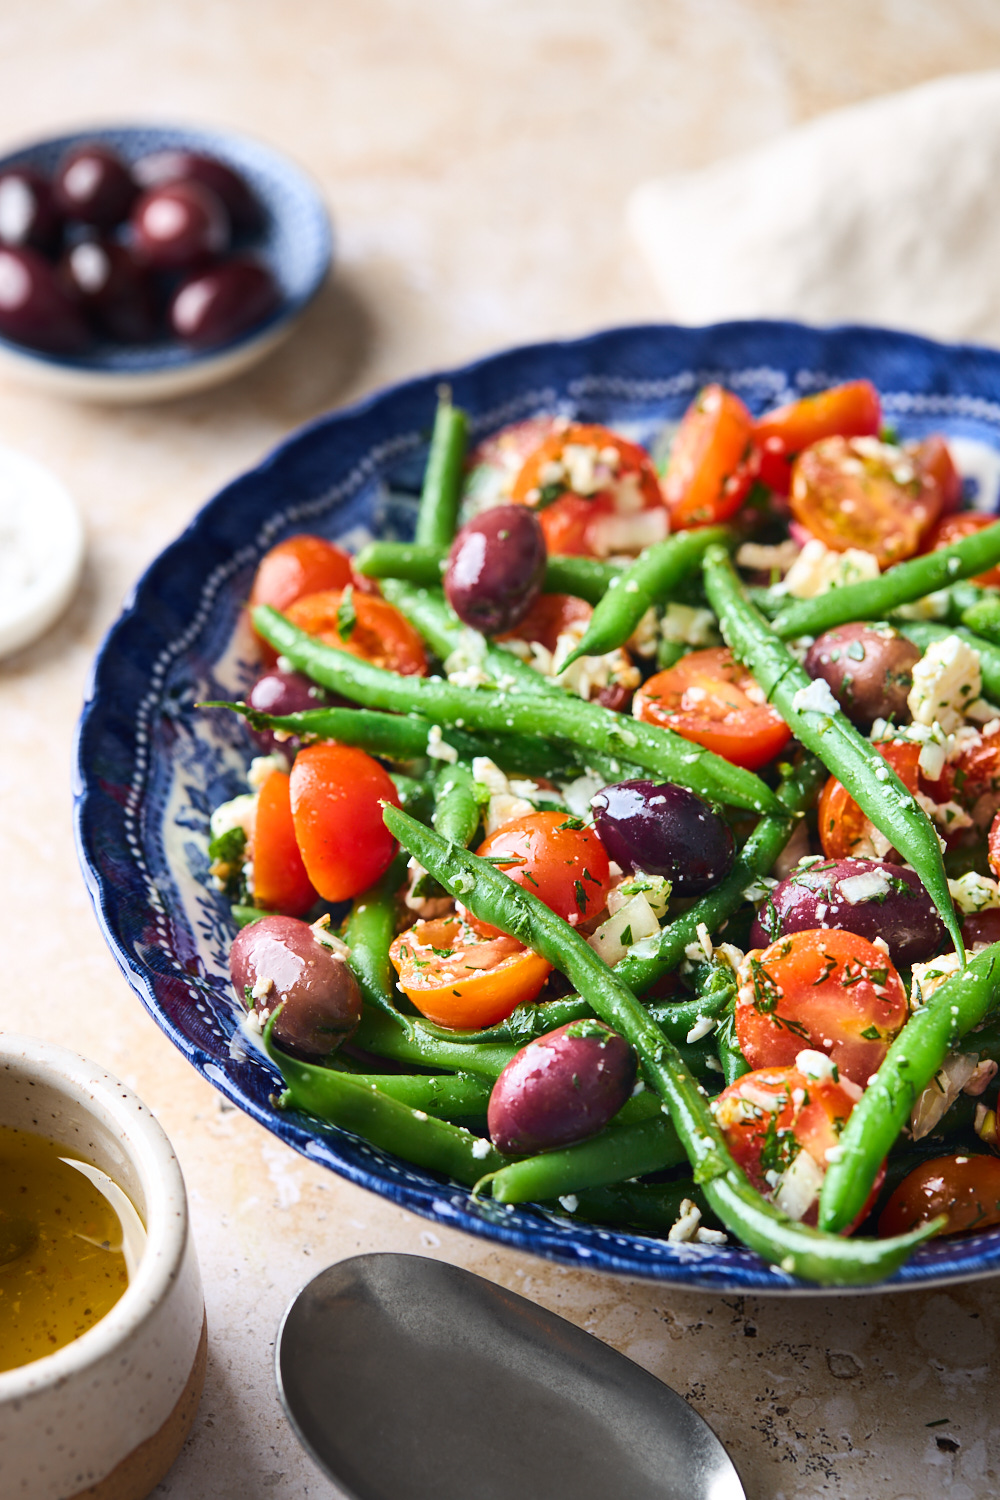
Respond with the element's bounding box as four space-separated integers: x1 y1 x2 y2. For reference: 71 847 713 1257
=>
389 915 551 1028
922 511 1000 588
633 647 791 771
249 534 359 664
790 436 941 565
914 434 963 518
511 422 666 557
251 768 317 916
466 415 562 503
879 1154 1000 1239
663 385 758 528
285 589 428 676
754 380 881 495
921 728 1000 832
735 929 907 1087
498 591 592 655
714 1064 882 1229
467 811 613 939
989 810 1000 879
289 743 400 902
817 740 921 860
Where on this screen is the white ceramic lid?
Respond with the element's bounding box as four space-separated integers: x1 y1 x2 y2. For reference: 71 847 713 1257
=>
0 442 84 658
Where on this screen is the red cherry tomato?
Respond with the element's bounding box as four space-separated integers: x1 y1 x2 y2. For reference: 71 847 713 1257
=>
389 915 551 1028
662 385 758 528
922 511 1000 588
498 592 592 654
990 810 1000 880
633 647 791 772
817 741 921 860
735 929 908 1087
511 422 666 558
913 434 963 518
879 1154 1000 1239
468 811 613 939
285 589 428 677
249 535 358 664
790 436 941 565
251 769 317 916
923 729 1000 832
289 743 400 902
714 1064 882 1229
753 380 882 495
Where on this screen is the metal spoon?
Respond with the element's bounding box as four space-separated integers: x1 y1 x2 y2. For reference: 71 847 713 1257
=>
276 1252 745 1500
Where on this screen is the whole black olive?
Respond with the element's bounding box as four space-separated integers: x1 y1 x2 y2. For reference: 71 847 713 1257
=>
444 504 546 635
590 779 735 894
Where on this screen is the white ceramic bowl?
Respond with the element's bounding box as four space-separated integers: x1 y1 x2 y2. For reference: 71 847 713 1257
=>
0 1035 205 1500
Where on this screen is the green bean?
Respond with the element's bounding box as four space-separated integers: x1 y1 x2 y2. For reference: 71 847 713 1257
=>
282 1055 492 1118
354 542 624 605
560 527 731 669
431 762 481 846
263 1019 505 1183
895 620 1000 705
379 580 555 694
715 1002 750 1087
485 1116 687 1204
230 903 278 928
769 520 1000 639
818 942 1000 1233
385 806 939 1284
569 1180 716 1234
414 389 469 549
702 545 964 960
344 851 411 1027
254 605 783 815
961 592 1000 646
354 1005 516 1078
389 771 435 822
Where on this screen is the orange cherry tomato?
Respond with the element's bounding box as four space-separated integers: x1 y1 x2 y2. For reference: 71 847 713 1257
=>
817 740 921 860
633 647 791 772
289 743 400 902
249 534 358 664
753 380 882 495
251 768 317 916
389 915 551 1028
913 433 963 518
662 385 758 528
990 810 1000 880
511 422 666 558
879 1154 1000 1239
285 589 427 676
790 436 941 565
922 511 1000 588
735 929 908 1088
467 810 613 939
714 1064 882 1229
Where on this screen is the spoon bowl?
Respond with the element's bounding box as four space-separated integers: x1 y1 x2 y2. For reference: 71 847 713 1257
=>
276 1252 745 1500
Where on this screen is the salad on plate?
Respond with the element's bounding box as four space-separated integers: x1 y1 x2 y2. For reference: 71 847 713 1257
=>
202 376 1000 1287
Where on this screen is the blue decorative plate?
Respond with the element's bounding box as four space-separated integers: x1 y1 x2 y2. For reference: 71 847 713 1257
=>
0 124 332 400
74 320 1000 1291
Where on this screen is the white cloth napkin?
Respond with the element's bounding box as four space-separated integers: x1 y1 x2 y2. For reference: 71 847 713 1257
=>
628 71 1000 346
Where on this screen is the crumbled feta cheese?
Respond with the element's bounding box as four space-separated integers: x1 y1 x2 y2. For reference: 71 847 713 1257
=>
837 869 892 905
667 1198 703 1242
426 724 459 764
795 1049 837 1081
735 539 801 574
824 1144 846 1164
588 893 660 967
209 792 257 842
966 697 1000 724
782 538 880 600
470 1137 492 1160
892 589 952 622
774 1149 825 1221
686 1014 718 1045
588 507 669 557
558 1193 579 1213
659 602 719 648
908 635 982 734
247 754 283 790
610 872 672 919
696 921 713 961
714 942 746 973
791 676 842 717
250 975 273 1001
948 871 1000 914
910 951 963 1008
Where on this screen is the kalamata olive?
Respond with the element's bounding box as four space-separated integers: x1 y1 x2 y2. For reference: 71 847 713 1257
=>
0 169 61 251
0 246 89 353
487 1019 636 1154
230 914 361 1060
590 779 735 895
132 149 262 234
444 503 546 635
749 856 945 967
804 623 920 730
169 257 278 346
962 907 1000 951
61 239 160 342
53 144 137 228
246 668 329 761
131 180 230 270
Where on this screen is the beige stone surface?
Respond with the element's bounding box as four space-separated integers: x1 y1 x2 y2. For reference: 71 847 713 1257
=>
2 3 1000 1496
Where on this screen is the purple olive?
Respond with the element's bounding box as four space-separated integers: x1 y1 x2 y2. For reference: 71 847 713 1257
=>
444 503 546 635
590 779 735 895
230 914 361 1060
246 669 329 761
132 149 262 234
0 246 89 353
804 622 920 731
487 1019 636 1154
53 144 137 228
0 169 61 252
131 180 230 270
61 239 160 343
749 856 945 967
170 257 278 347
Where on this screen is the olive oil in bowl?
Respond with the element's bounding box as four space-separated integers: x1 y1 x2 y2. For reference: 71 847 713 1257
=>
0 1125 142 1372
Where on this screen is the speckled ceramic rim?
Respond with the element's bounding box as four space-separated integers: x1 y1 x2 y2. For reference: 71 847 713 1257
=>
0 1033 189 1401
74 319 1000 1292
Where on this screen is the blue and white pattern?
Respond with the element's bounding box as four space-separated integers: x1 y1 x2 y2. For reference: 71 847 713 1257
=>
74 320 1000 1292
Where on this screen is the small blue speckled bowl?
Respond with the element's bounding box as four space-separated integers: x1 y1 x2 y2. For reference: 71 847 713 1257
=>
74 320 1000 1291
0 123 332 401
